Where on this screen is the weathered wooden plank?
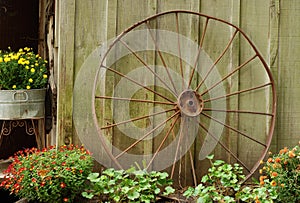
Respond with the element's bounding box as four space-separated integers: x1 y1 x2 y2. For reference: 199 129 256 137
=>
238 0 271 170
56 0 76 146
111 0 157 169
276 0 300 149
73 0 109 72
72 0 110 148
154 0 202 187
194 0 241 180
269 0 280 152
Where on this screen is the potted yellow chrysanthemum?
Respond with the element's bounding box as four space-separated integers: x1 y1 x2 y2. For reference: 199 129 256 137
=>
0 47 48 119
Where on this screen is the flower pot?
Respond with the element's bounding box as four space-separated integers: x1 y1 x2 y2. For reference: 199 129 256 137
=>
0 89 46 120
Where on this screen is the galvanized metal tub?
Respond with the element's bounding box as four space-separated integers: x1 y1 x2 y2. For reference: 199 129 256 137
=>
0 89 46 120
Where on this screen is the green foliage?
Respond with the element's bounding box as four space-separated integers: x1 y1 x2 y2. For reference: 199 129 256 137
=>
183 143 300 203
0 47 48 90
183 155 245 203
235 185 277 203
82 167 175 203
0 145 94 203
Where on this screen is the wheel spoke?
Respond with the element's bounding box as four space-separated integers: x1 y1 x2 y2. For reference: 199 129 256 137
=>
197 121 251 172
204 82 272 103
101 107 177 130
175 13 185 90
118 39 177 96
96 95 176 106
195 29 239 92
101 64 174 103
146 22 179 95
201 112 267 147
115 110 181 159
146 114 180 170
202 108 274 117
171 116 186 178
201 54 257 96
189 149 197 186
188 17 209 88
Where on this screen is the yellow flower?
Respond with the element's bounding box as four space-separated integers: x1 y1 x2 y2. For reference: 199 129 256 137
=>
11 54 19 60
0 47 48 90
4 57 11 62
18 58 24 64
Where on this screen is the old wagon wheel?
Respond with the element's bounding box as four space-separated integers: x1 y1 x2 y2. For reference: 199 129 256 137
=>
90 10 276 185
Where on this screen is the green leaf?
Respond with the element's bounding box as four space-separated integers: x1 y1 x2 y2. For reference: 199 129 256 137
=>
163 186 175 195
121 186 130 193
113 195 121 202
213 160 225 166
197 195 213 203
128 191 140 200
81 192 94 199
154 188 160 194
201 175 209 183
183 187 194 198
159 172 169 179
88 172 99 180
206 154 214 160
126 166 136 173
102 168 116 177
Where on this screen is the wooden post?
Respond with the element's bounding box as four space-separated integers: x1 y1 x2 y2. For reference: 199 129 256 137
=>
56 0 76 146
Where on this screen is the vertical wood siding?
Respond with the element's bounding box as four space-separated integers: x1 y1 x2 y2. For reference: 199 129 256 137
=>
55 0 300 185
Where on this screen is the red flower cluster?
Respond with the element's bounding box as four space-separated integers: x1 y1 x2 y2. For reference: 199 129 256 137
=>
0 144 94 203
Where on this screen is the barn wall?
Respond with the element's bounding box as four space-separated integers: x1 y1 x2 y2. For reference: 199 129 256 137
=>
275 0 300 150
54 0 300 185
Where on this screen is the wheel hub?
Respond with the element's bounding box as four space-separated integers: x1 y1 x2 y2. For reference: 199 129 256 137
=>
177 90 204 117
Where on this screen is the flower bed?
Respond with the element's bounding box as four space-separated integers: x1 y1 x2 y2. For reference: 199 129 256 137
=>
1 142 299 203
0 145 93 203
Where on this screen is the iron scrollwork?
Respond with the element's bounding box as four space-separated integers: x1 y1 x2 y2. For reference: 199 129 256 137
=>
0 120 37 144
